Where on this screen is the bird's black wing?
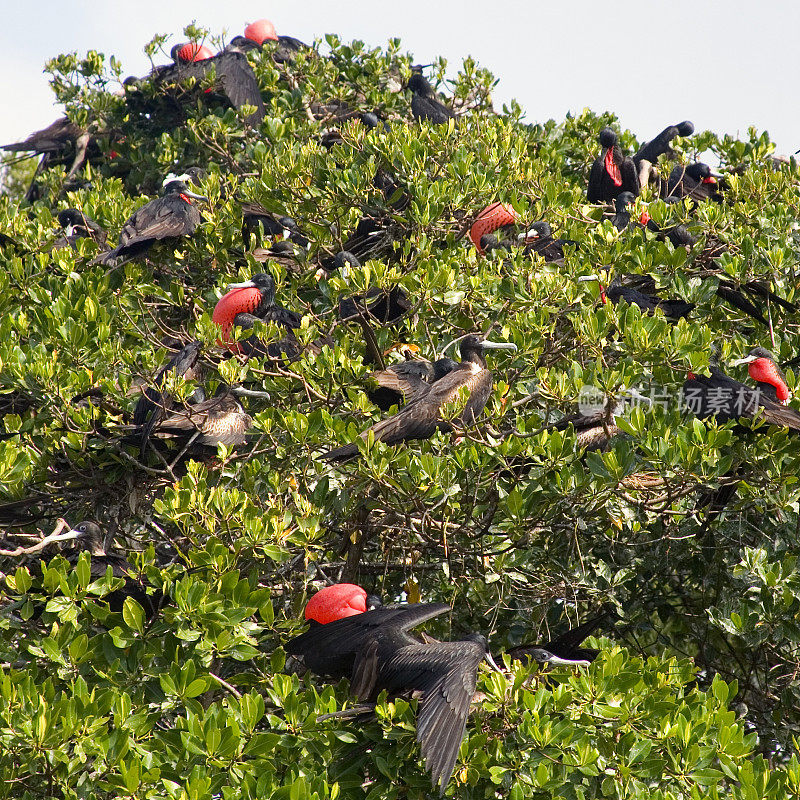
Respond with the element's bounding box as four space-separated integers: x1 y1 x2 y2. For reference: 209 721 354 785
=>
634 124 680 164
114 197 199 251
542 611 609 654
286 603 450 678
217 52 265 123
619 158 640 196
374 639 485 794
587 156 606 203
369 362 436 406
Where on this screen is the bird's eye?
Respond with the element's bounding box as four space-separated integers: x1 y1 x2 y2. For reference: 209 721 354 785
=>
78 524 86 531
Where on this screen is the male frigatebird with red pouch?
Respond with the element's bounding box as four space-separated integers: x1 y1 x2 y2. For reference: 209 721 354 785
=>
286 597 500 794
587 127 639 203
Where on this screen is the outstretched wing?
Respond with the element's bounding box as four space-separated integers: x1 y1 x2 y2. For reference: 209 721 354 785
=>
286 603 450 679
373 639 485 794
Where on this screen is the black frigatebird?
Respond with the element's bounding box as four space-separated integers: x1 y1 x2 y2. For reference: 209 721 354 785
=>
578 273 694 320
322 334 517 462
666 162 723 202
133 340 204 457
509 610 610 666
212 272 302 358
683 349 799 429
633 120 695 185
469 202 520 254
367 353 461 411
49 209 108 252
155 38 265 124
633 120 695 165
241 203 307 250
243 18 309 64
408 70 455 125
10 520 163 618
286 602 500 794
587 127 639 203
99 175 207 266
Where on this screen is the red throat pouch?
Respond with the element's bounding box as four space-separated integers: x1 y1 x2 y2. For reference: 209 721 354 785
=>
604 149 622 186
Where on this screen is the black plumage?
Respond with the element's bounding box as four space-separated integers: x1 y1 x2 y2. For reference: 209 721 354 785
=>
133 341 204 457
587 127 639 203
408 72 454 125
155 38 265 124
241 203 307 250
683 368 800 430
215 272 303 359
608 191 639 232
322 334 516 462
666 163 723 202
633 120 694 165
367 355 461 410
99 179 206 266
509 611 610 665
49 209 108 251
579 273 694 320
286 602 496 794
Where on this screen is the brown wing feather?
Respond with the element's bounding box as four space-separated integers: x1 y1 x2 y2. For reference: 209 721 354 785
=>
119 198 200 246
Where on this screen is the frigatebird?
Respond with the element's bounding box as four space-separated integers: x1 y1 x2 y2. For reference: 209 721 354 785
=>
683 350 800 430
133 340 204 457
633 120 695 166
469 202 520 254
578 273 694 320
155 37 265 124
212 272 302 358
633 120 695 186
49 209 108 252
480 220 574 264
367 354 460 411
587 127 639 203
666 162 723 202
509 611 610 666
126 385 254 450
243 18 308 64
322 334 517 462
304 583 383 624
1 116 95 201
607 191 643 232
286 602 499 794
16 521 163 617
99 176 206 266
408 71 454 125
241 203 308 250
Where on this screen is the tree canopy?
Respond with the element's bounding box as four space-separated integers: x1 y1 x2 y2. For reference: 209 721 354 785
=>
1 23 800 800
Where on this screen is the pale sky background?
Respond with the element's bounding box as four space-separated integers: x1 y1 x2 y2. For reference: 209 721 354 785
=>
1 1 798 155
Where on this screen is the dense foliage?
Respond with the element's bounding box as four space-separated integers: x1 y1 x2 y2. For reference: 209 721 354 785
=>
1 25 800 799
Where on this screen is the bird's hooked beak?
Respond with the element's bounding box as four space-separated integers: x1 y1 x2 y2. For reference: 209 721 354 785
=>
182 189 208 202
53 530 82 543
480 340 518 352
483 650 503 673
730 354 759 366
577 275 601 283
517 228 540 242
227 279 257 290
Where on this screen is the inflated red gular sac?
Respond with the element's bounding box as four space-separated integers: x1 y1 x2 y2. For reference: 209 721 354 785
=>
469 202 520 254
304 583 382 624
731 347 792 404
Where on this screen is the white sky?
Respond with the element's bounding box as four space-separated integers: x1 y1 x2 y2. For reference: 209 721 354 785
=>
1 0 798 155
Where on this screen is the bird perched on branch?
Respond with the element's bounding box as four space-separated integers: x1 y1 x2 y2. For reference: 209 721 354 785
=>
286 600 500 794
322 334 516 462
99 174 206 266
587 127 639 203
